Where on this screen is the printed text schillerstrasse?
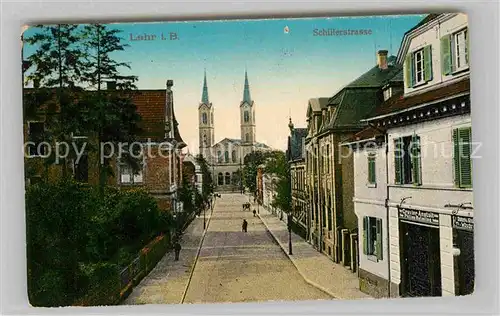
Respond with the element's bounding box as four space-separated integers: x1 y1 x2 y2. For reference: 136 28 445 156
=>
313 28 373 36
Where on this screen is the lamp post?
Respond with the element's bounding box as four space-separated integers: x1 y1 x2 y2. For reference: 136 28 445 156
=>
203 201 206 230
287 213 293 255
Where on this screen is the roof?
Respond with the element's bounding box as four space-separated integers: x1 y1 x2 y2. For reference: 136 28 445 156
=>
287 127 307 162
320 63 403 131
367 77 470 119
342 126 385 144
242 70 252 104
404 14 442 36
201 70 210 105
213 138 271 149
307 97 330 117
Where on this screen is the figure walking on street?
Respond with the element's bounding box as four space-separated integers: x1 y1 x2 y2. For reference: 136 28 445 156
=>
242 219 248 232
174 241 182 261
253 209 256 217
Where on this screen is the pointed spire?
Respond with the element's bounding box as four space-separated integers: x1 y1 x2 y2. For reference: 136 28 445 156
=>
242 70 252 104
201 69 209 104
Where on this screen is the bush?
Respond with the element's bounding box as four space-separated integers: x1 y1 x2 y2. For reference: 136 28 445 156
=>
26 180 174 306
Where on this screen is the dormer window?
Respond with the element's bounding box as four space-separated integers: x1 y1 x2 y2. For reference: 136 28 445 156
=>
383 87 392 101
405 45 432 88
441 28 469 75
413 49 424 85
454 28 469 71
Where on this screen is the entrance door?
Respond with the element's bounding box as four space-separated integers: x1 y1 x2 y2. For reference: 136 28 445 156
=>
400 221 442 297
454 230 475 295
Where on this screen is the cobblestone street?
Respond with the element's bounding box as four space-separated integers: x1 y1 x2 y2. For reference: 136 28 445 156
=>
123 193 332 305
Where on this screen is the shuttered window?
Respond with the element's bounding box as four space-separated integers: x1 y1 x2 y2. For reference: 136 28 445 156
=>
442 28 470 75
363 216 383 261
368 154 376 184
411 134 422 186
395 135 422 185
453 127 473 188
394 138 404 184
405 45 433 88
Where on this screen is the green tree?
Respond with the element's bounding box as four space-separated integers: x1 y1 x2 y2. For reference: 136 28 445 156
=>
195 154 214 201
265 151 292 213
79 24 141 190
242 151 267 194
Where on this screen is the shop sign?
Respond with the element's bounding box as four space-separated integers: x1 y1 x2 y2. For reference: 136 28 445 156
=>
398 208 439 226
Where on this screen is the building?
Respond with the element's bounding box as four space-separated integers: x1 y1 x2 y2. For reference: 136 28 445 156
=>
286 118 308 239
182 152 203 195
197 70 272 192
305 51 403 268
24 80 187 213
343 13 473 298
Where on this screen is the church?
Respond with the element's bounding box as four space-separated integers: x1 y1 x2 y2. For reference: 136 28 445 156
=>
198 70 272 191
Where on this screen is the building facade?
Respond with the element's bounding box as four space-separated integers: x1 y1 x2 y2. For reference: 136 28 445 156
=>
25 80 187 213
305 51 403 267
197 71 271 192
343 13 473 298
286 118 308 239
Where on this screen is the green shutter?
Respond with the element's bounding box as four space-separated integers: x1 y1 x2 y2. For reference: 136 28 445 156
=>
424 45 433 82
376 218 383 261
363 217 368 255
459 127 473 187
441 35 452 75
411 134 422 185
453 129 461 186
394 138 403 184
405 53 413 88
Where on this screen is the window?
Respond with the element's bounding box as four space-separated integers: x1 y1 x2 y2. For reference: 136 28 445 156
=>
453 127 472 188
211 113 214 124
405 45 432 88
394 134 421 185
232 150 237 163
202 112 208 124
224 151 229 163
225 172 231 185
120 162 144 184
218 172 223 185
368 153 376 185
414 49 424 84
363 216 383 261
245 133 250 142
27 122 46 157
74 153 89 183
244 110 249 123
326 144 330 173
327 192 332 231
217 150 222 163
201 134 207 147
383 87 392 101
454 29 469 71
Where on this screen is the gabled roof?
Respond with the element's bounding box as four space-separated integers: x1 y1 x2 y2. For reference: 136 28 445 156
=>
320 62 403 132
404 14 442 36
306 97 330 117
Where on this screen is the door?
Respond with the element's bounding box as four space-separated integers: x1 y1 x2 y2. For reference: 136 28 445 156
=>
400 221 442 297
454 230 475 295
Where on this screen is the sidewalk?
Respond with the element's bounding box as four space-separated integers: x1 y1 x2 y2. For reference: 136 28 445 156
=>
122 207 214 305
256 205 372 300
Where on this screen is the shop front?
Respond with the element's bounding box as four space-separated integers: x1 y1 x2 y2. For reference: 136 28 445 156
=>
452 215 474 296
398 207 442 297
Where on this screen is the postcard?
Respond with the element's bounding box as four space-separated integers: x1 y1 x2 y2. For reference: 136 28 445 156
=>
22 13 473 307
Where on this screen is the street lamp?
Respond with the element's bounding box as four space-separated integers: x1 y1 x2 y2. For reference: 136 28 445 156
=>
287 213 293 255
203 201 206 230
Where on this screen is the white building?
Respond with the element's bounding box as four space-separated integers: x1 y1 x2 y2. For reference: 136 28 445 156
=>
343 13 473 298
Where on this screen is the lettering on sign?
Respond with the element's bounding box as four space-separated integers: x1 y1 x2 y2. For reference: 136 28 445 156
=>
398 208 439 226
452 216 474 232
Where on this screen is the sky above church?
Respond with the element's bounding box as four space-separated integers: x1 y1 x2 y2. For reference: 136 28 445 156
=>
23 14 425 152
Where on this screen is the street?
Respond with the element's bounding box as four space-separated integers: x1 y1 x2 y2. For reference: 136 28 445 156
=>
124 193 332 305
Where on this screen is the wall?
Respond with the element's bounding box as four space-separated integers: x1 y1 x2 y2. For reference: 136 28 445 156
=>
404 13 469 95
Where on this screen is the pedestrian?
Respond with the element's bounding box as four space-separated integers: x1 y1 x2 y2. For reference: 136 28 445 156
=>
174 240 182 261
242 219 248 232
253 209 256 217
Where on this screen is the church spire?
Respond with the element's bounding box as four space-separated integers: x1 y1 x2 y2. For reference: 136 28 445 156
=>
201 69 209 104
242 70 252 104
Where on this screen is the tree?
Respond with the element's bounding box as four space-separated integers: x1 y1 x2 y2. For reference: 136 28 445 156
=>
79 24 140 189
195 154 213 201
265 151 292 213
242 151 268 194
24 24 85 178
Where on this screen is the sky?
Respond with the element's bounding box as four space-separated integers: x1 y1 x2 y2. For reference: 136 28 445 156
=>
23 14 426 153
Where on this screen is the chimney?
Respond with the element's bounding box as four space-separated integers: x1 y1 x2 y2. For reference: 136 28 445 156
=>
377 50 389 70
106 81 116 90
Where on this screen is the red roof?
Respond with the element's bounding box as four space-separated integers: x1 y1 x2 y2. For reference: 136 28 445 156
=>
370 78 470 118
131 90 166 140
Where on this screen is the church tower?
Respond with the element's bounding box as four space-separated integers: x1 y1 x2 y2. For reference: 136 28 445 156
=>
198 70 215 164
240 70 256 143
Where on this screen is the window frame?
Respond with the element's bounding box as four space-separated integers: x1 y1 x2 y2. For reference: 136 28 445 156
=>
413 49 425 85
453 28 469 72
367 153 377 187
202 112 208 124
363 216 383 262
244 110 249 123
119 155 145 185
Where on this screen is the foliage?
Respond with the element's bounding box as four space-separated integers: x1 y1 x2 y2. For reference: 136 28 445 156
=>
25 181 172 307
242 151 268 194
195 154 213 201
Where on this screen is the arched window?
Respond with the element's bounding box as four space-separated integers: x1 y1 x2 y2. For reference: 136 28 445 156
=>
202 134 207 147
224 151 229 163
202 112 207 124
217 151 222 163
244 111 249 123
245 133 250 142
225 172 231 185
232 150 237 163
211 113 214 124
218 173 223 185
